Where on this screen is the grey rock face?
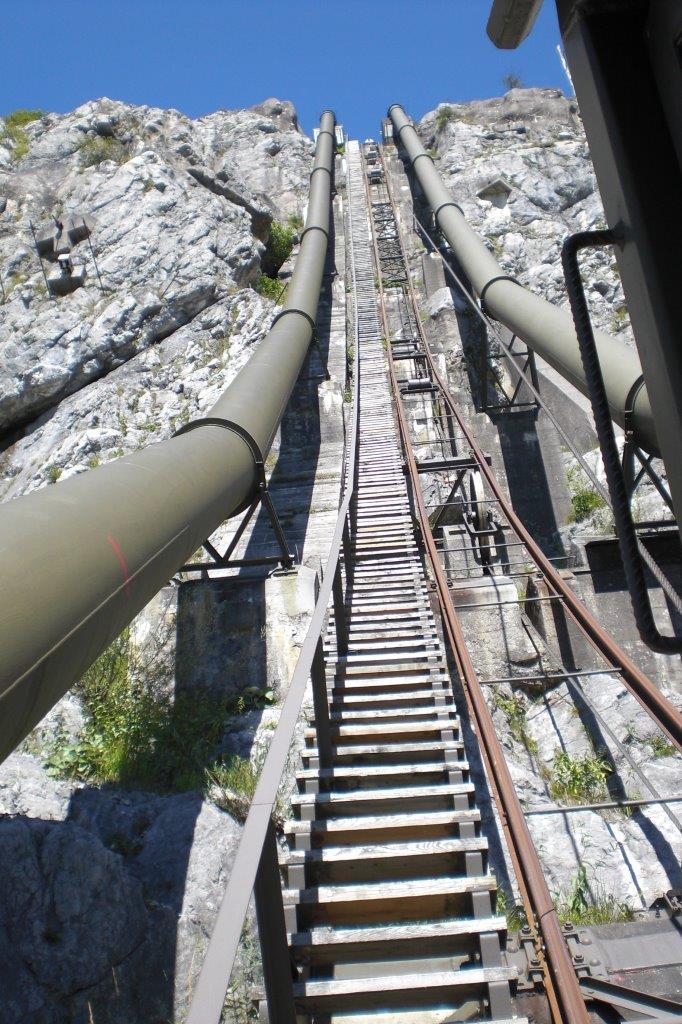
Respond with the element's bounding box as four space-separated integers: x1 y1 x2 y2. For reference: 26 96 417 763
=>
0 757 246 1024
0 816 148 1022
420 88 631 343
0 287 273 501
0 97 311 433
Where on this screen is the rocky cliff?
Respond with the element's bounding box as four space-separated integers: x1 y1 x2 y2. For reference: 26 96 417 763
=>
0 96 310 483
0 96 324 1024
0 88 677 1024
418 88 629 342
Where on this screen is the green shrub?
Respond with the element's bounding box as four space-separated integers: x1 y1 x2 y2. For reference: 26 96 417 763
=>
570 488 605 522
548 749 610 804
566 465 606 522
287 213 304 230
45 628 273 792
46 464 62 484
76 135 130 168
254 273 284 302
645 734 676 758
436 105 454 132
4 109 45 128
1 109 44 160
266 220 295 270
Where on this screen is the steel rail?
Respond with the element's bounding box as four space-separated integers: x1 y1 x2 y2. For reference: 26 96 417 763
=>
380 148 682 753
185 177 361 1024
364 157 583 1024
524 796 682 815
387 104 658 456
0 111 336 764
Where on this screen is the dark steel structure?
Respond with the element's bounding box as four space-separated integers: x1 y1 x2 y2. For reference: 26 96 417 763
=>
387 103 657 457
0 109 336 764
487 0 682 532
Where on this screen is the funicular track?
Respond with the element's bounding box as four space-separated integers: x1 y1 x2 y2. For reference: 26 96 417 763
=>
187 136 682 1024
280 141 521 1022
361 143 682 1024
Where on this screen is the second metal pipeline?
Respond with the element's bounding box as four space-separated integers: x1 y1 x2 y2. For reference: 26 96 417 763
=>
0 110 336 764
387 103 656 455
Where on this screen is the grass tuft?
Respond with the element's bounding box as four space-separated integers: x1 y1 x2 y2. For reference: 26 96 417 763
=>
494 692 538 754
547 748 610 805
1 109 45 160
436 105 454 132
76 135 130 168
495 888 527 931
555 865 633 925
45 628 273 792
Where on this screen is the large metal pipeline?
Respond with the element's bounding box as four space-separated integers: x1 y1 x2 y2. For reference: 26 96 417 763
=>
0 110 336 763
387 104 657 455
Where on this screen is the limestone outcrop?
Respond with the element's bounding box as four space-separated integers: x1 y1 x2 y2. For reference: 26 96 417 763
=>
0 97 311 433
419 88 631 342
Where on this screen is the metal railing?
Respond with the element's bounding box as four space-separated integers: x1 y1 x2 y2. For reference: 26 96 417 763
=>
185 174 361 1024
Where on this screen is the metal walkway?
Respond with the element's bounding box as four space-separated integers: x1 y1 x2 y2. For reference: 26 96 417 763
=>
280 142 520 1023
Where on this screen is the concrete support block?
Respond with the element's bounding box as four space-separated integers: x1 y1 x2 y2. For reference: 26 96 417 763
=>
47 264 86 296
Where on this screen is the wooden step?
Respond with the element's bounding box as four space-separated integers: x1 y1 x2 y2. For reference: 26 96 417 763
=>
305 718 459 746
322 1011 525 1024
332 654 444 671
329 690 452 712
326 637 440 654
291 782 474 818
327 706 456 723
284 808 481 847
292 966 515 1013
289 914 506 964
283 874 496 928
296 761 468 791
283 836 488 885
303 739 466 767
332 666 448 684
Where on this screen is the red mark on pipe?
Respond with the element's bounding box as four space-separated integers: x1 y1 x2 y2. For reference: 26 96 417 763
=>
107 534 132 599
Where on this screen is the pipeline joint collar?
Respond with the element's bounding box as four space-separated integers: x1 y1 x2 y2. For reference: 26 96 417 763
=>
480 275 522 318
173 416 266 512
270 306 317 332
434 201 464 221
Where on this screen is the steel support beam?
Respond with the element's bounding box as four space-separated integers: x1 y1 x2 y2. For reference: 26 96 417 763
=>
0 110 336 764
387 104 657 457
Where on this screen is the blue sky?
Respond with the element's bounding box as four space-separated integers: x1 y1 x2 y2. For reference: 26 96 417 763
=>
3 1 566 139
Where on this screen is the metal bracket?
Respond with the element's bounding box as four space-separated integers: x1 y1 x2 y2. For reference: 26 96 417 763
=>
505 924 545 992
173 417 295 573
561 229 681 654
579 977 682 1022
623 440 675 517
483 332 541 415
